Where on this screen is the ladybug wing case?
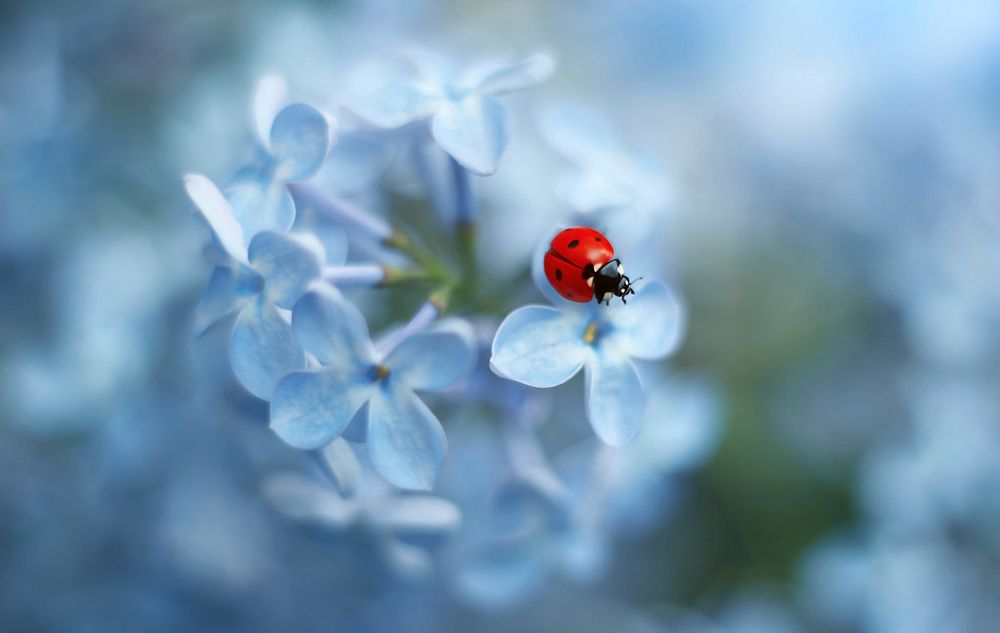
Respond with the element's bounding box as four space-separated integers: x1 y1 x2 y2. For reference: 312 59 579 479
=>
543 250 594 302
550 227 615 269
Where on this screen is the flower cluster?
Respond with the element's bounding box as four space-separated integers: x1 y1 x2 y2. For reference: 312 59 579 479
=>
182 49 703 606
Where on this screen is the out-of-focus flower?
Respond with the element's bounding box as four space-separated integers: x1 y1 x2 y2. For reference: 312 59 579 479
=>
490 250 684 445
540 102 672 245
449 429 607 609
559 373 722 536
185 174 325 399
270 288 476 490
264 439 461 579
345 52 554 175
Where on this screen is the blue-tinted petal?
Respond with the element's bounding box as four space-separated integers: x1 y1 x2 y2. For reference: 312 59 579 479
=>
229 298 305 400
225 171 296 244
556 169 632 212
403 50 458 85
491 306 587 388
538 102 619 165
367 385 447 491
247 231 323 308
555 529 608 581
453 538 544 609
607 280 684 360
381 539 434 580
291 287 375 369
368 495 461 534
253 74 288 146
345 82 443 129
183 174 248 263
270 103 333 182
585 349 645 446
384 318 477 391
261 472 354 528
321 438 363 496
431 95 510 176
195 264 262 333
470 53 555 96
270 367 372 449
316 129 395 196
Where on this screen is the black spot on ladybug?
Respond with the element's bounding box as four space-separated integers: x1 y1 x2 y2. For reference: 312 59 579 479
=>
594 236 602 242
555 268 563 280
567 239 579 249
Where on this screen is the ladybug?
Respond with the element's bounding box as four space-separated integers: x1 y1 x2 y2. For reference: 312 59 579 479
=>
543 227 637 305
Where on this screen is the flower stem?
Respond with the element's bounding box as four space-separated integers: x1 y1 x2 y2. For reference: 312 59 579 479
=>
323 264 385 288
374 300 442 356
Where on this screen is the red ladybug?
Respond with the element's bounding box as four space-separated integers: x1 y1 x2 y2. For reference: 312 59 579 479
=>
543 227 637 305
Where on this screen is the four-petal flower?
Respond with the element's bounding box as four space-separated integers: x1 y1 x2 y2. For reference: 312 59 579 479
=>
346 52 554 175
185 174 324 399
270 287 476 490
227 84 335 243
490 252 684 445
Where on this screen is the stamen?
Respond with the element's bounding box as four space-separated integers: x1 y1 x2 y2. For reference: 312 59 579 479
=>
582 321 598 345
374 365 391 380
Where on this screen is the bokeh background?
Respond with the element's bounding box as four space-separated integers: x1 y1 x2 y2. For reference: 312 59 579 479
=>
2 1 1000 632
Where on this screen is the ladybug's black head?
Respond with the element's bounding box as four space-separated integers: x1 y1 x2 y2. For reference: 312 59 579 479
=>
593 259 639 305
615 274 636 303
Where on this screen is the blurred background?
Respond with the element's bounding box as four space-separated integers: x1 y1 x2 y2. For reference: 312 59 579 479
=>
2 1 999 631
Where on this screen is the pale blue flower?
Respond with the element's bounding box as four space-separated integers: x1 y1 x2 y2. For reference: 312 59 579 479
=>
222 77 335 244
270 287 476 490
263 439 461 579
185 174 325 400
539 102 672 246
558 373 722 537
450 429 608 609
490 252 684 445
345 52 554 175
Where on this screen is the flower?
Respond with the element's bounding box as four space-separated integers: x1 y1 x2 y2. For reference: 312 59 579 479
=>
226 79 335 243
539 102 672 246
490 249 684 445
263 438 461 579
270 287 476 490
185 174 325 400
345 52 555 175
449 428 607 609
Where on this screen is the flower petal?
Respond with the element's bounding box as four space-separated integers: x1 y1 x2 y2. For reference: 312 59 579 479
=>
229 298 305 400
317 129 395 196
608 280 685 360
367 386 447 491
291 287 375 369
270 367 372 449
225 171 296 244
262 472 355 528
384 318 477 391
320 437 363 496
195 265 262 333
431 95 509 176
538 102 619 165
491 306 587 388
247 231 323 308
253 74 289 148
270 103 333 182
453 537 544 609
183 173 248 263
345 82 443 129
585 349 645 446
471 53 555 96
368 495 462 534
